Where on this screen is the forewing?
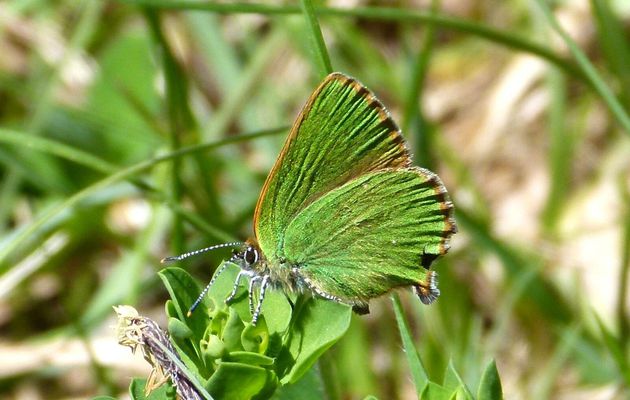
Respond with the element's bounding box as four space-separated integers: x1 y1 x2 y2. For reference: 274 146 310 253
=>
254 73 410 260
282 168 456 303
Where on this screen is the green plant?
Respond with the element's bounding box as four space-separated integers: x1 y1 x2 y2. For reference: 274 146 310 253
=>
116 265 502 400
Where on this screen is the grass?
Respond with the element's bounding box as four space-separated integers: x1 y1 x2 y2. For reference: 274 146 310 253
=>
0 0 629 398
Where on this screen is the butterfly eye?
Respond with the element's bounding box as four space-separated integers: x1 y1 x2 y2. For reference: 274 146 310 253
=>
244 247 258 265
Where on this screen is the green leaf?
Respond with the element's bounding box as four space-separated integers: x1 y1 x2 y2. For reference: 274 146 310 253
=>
168 317 193 339
164 300 178 319
203 335 227 361
260 288 293 335
442 360 460 391
159 267 209 341
242 322 270 354
392 293 429 393
87 33 160 164
279 297 352 384
420 382 453 400
221 308 247 350
591 0 630 102
159 267 210 375
160 254 349 392
206 362 278 400
534 0 630 135
477 360 503 400
227 351 276 366
452 387 471 400
594 314 630 385
272 365 326 400
299 0 333 76
443 359 473 399
129 378 171 400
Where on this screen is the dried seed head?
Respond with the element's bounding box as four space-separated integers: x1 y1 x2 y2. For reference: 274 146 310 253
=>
114 305 202 400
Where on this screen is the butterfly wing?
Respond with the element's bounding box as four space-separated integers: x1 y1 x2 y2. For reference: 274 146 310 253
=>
282 168 456 305
254 73 411 260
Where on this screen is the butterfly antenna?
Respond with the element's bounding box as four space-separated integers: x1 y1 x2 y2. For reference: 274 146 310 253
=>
161 242 243 263
186 250 243 317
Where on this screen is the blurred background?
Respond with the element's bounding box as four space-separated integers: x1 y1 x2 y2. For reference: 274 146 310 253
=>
0 0 629 399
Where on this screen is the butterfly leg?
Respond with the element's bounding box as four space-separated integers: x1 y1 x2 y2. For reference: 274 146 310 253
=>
251 275 270 326
248 275 260 316
225 271 244 304
187 262 230 317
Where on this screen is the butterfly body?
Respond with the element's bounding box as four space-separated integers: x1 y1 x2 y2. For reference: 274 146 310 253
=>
176 72 456 325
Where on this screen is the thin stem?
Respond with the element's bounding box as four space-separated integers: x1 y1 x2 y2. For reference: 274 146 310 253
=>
618 178 630 349
403 0 439 168
144 9 196 255
534 0 630 135
300 0 333 76
391 293 429 394
0 126 288 271
117 1 583 80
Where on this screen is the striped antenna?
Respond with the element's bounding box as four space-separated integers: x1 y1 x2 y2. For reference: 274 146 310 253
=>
161 242 243 263
187 251 242 316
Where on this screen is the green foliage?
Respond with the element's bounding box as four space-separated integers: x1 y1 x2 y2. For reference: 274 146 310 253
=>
477 361 502 400
132 265 351 399
125 266 502 400
393 293 499 400
129 378 172 400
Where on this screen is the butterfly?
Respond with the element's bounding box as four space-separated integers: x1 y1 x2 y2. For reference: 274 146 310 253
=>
164 72 457 325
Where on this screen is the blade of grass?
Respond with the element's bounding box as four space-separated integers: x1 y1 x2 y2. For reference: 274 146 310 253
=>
542 67 571 234
391 293 429 395
0 128 233 242
534 0 630 135
533 324 581 399
487 261 545 355
21 0 105 193
0 126 287 272
456 208 572 324
118 1 583 80
326 20 393 88
0 128 117 173
477 360 502 400
0 172 20 234
402 0 438 168
318 351 342 400
152 336 215 400
0 233 68 300
200 27 286 140
144 9 196 255
28 1 104 133
186 13 241 94
617 178 630 350
593 313 630 386
299 0 333 76
591 0 630 105
443 359 474 399
187 27 287 237
80 204 168 328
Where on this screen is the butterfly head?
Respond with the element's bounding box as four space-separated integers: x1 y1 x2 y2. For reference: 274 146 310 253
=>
232 240 265 273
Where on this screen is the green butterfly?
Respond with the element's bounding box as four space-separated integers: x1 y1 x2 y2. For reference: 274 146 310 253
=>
165 72 457 325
